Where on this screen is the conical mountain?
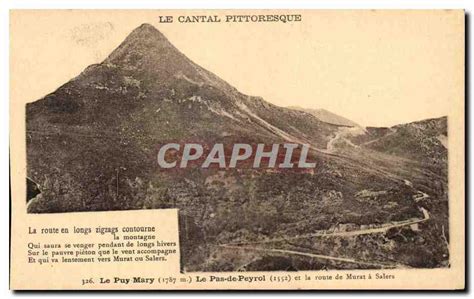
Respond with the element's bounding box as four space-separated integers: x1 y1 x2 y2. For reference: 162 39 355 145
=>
102 23 236 93
27 24 338 146
26 24 340 212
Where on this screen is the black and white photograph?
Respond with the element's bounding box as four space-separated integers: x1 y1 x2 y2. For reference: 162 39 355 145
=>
25 17 451 272
7 7 466 291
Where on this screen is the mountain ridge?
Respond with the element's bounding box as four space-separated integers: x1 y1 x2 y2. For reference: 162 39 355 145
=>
287 106 360 127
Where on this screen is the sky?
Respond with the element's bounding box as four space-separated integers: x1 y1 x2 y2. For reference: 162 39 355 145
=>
11 10 464 127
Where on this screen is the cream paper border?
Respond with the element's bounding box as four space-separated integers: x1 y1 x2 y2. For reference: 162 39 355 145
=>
10 9 465 290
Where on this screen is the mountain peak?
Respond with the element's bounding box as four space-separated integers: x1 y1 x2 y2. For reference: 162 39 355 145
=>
98 23 235 94
129 23 166 40
104 23 176 65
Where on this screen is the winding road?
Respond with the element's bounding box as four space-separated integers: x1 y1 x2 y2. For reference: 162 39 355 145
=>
221 207 430 246
218 207 430 269
218 244 405 269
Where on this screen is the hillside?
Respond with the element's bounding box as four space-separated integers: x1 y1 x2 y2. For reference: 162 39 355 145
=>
348 117 447 165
